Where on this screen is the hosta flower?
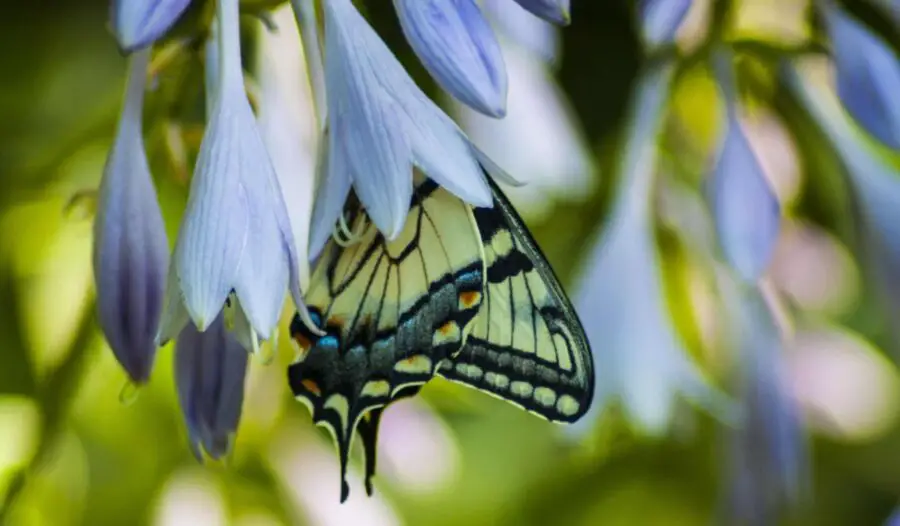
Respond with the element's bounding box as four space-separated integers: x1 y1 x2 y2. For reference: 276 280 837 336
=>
93 47 169 384
708 66 781 284
482 0 560 63
572 64 735 435
821 2 900 149
394 0 507 117
448 15 593 222
258 4 319 292
788 62 900 333
175 312 248 460
511 0 571 25
309 0 492 257
637 0 693 49
720 277 805 524
110 0 192 52
158 0 314 351
290 0 327 130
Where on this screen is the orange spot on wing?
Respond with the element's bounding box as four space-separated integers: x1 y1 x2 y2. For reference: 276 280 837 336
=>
301 379 322 396
459 291 481 309
438 321 456 336
293 333 311 350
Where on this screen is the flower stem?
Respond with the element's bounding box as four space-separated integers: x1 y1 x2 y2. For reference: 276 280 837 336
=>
291 0 328 132
216 0 244 88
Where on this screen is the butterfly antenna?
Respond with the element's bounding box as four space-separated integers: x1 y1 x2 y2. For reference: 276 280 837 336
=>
333 211 371 247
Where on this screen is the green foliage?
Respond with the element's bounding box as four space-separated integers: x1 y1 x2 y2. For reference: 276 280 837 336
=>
2 1 900 525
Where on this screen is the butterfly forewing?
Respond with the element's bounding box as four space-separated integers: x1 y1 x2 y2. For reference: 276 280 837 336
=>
288 178 485 502
437 178 595 423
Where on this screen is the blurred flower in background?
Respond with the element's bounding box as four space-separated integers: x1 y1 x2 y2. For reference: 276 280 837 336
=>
637 0 693 49
4 0 900 525
821 1 900 149
572 62 736 436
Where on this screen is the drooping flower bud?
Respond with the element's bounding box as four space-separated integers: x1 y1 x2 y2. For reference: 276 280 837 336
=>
93 47 170 384
157 0 316 349
110 0 192 52
822 2 900 149
175 312 248 460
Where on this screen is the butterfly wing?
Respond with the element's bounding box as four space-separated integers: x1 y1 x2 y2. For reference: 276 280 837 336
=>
288 178 485 502
437 178 595 423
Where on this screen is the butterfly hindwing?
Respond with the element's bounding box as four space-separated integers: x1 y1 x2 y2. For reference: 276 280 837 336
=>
288 178 485 502
437 178 595 423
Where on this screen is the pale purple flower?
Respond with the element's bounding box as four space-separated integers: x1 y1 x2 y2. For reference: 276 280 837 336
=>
110 0 192 52
821 2 900 149
309 0 492 258
93 47 169 384
709 58 781 283
511 0 570 25
175 312 248 461
394 0 507 117
638 0 693 49
448 26 594 221
482 0 560 63
720 278 805 525
788 62 900 350
158 0 315 351
572 64 735 435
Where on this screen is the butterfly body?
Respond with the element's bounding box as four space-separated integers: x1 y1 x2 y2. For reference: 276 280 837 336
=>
289 174 593 502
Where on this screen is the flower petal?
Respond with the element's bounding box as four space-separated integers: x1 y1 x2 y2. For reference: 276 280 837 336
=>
482 0 559 64
449 34 594 220
172 0 295 339
822 3 900 149
321 0 490 240
157 264 191 346
94 47 169 383
394 0 508 117
510 0 571 25
309 130 353 261
709 107 781 283
572 63 735 435
637 0 693 49
325 0 415 239
175 313 248 460
110 0 192 52
719 277 806 523
788 62 900 347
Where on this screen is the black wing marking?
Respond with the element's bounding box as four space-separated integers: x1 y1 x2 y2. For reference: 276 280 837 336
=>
288 178 485 502
437 177 595 423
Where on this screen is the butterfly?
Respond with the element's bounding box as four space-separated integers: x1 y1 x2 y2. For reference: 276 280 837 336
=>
288 172 594 502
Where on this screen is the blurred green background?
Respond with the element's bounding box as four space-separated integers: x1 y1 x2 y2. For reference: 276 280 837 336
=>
3 0 900 525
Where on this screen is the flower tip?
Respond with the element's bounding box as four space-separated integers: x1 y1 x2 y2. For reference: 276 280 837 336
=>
484 101 508 119
193 316 209 333
188 440 205 463
110 0 192 52
513 0 571 25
